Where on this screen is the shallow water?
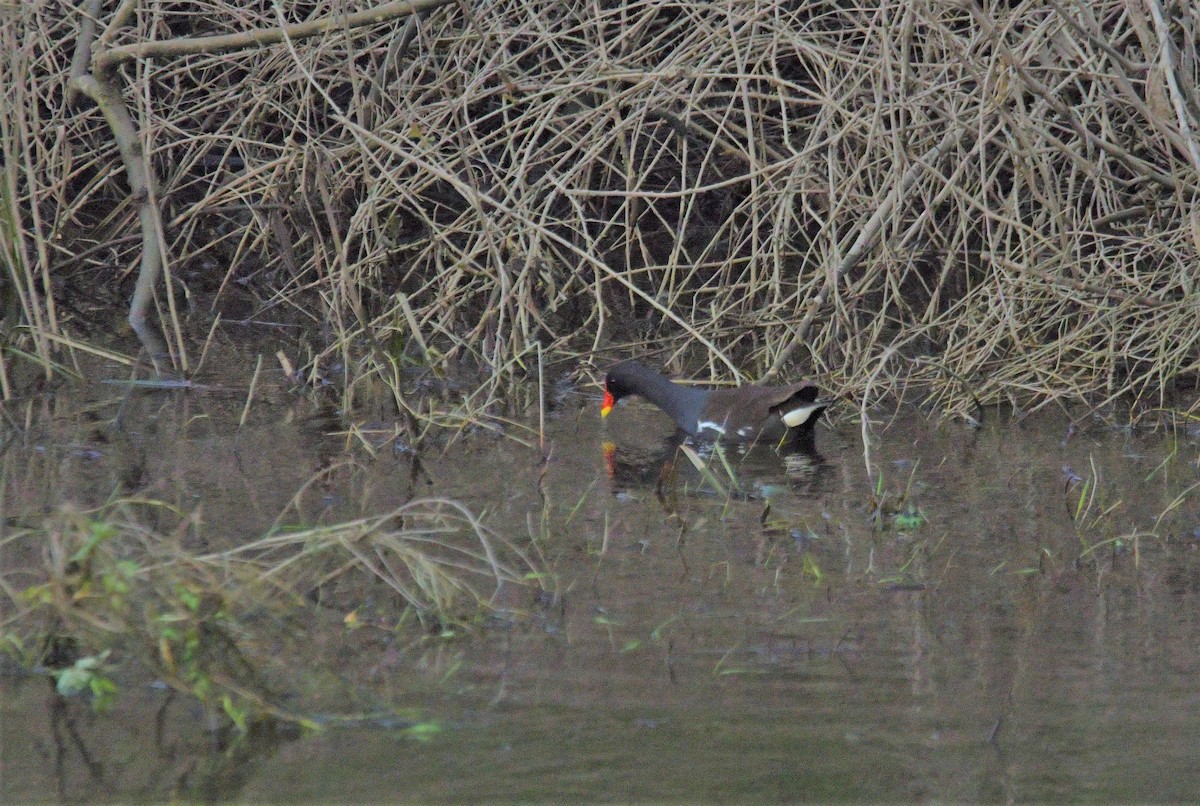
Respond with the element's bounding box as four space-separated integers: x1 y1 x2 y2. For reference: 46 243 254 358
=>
3 349 1200 802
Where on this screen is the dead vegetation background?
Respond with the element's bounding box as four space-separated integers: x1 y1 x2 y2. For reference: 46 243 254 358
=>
2 0 1199 423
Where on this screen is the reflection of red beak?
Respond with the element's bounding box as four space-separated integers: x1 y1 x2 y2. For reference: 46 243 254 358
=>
601 388 614 418
602 440 617 478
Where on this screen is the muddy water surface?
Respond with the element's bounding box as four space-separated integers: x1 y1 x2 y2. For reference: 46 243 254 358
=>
3 355 1200 802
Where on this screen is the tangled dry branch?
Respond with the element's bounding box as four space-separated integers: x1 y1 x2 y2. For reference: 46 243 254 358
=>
2 0 1198 422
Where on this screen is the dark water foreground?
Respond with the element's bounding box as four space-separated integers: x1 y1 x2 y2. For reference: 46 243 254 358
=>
3 354 1200 802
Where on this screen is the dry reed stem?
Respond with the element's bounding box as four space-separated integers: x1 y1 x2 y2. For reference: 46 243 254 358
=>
1 0 1197 426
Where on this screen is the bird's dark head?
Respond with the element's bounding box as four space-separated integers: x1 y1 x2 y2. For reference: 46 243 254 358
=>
600 362 641 418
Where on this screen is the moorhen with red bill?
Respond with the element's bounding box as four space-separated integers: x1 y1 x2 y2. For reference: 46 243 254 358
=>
601 361 830 445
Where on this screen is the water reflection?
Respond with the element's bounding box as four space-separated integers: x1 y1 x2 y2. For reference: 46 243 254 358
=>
3 353 1200 801
4 681 304 803
602 429 832 506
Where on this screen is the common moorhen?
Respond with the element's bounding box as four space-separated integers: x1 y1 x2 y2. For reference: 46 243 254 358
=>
601 361 830 445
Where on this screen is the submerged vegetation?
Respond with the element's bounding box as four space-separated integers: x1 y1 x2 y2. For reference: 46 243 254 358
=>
0 0 1197 424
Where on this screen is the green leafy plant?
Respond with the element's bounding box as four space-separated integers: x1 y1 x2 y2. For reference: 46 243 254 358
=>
868 462 926 531
51 650 118 712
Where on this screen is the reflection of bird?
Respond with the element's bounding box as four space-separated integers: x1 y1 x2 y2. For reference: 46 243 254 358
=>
601 361 831 447
602 435 683 488
602 434 698 510
602 431 828 503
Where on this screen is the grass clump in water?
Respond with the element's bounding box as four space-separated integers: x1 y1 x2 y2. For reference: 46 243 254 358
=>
0 497 542 728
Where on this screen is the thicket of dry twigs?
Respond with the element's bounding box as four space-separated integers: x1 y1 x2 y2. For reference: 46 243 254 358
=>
2 0 1198 423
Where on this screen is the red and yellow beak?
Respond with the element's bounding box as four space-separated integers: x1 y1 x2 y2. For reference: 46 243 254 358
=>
601 388 614 418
